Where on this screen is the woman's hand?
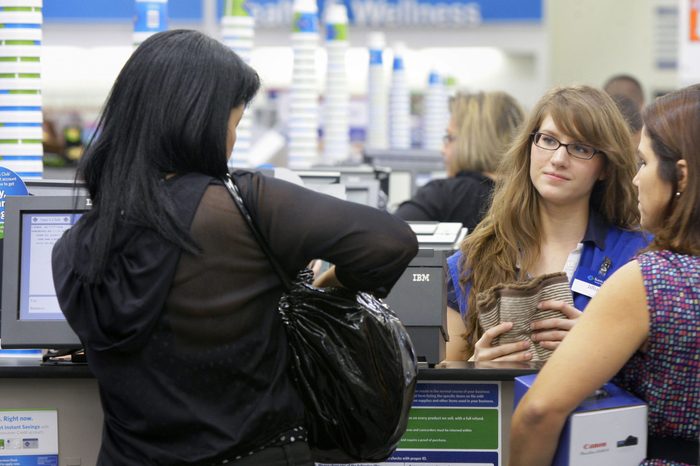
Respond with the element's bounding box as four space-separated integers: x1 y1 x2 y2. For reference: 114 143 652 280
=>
530 300 582 350
473 322 533 362
312 265 343 288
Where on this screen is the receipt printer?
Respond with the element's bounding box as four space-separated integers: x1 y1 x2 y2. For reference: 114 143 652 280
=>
384 248 449 365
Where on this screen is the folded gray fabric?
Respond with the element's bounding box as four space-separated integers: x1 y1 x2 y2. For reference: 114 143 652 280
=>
476 272 573 361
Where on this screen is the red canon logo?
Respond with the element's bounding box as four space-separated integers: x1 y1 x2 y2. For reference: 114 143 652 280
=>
583 442 607 449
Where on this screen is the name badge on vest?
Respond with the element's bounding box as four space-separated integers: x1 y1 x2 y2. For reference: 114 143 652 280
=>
571 258 612 299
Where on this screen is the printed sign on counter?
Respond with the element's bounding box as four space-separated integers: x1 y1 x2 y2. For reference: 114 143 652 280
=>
320 380 501 466
0 410 58 466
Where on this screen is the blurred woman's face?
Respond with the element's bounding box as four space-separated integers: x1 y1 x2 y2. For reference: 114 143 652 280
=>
633 128 673 232
442 117 458 177
226 105 245 160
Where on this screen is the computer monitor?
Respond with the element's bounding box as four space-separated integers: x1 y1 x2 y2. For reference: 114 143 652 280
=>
344 179 380 208
362 149 446 210
0 180 87 315
0 195 89 349
295 170 342 185
309 164 391 210
24 179 88 197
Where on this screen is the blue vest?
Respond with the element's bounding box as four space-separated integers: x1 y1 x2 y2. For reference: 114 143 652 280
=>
447 226 650 318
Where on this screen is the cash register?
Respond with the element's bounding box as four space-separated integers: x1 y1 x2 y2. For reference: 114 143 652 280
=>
384 222 467 366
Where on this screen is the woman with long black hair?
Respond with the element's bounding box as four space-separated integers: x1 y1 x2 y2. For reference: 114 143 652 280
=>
52 30 417 465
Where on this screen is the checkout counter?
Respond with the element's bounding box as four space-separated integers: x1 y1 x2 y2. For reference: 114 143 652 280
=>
0 358 541 466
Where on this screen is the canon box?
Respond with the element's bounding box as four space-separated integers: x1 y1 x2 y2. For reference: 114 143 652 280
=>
514 374 647 466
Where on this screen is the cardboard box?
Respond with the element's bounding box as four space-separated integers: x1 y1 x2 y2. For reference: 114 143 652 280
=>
514 374 647 466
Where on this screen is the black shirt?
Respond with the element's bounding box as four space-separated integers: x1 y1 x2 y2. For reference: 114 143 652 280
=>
394 170 495 232
52 171 418 465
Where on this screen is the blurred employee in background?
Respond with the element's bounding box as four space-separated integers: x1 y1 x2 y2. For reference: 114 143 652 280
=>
611 93 644 147
52 30 417 466
604 73 645 110
395 91 524 232
510 84 699 466
445 85 648 362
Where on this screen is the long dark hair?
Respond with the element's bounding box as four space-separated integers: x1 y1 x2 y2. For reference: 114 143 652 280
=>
74 29 260 280
643 84 700 254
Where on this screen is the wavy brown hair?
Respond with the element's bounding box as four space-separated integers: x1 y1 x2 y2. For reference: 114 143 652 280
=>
458 85 640 358
642 84 700 255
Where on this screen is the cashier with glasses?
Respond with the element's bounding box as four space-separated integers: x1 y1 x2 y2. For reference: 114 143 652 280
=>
445 85 649 363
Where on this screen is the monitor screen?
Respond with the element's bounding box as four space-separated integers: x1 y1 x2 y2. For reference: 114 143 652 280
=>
19 212 82 321
344 179 380 208
345 187 370 206
1 195 89 349
362 149 446 210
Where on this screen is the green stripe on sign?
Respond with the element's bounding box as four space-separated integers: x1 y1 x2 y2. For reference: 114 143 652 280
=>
0 139 42 144
18 73 39 78
4 40 38 45
399 407 499 450
9 90 40 94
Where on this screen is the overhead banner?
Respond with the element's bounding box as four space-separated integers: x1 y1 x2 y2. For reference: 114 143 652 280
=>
251 0 542 27
43 0 542 27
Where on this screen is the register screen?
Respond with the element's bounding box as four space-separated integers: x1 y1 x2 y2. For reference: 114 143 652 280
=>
19 212 81 321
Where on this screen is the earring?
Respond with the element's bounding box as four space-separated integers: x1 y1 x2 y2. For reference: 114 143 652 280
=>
675 191 682 198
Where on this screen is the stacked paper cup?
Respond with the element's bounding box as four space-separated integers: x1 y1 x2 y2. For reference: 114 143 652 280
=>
445 74 458 99
133 0 168 47
322 2 349 164
389 42 410 149
0 0 43 179
365 32 387 150
422 69 449 150
221 0 255 168
288 0 319 169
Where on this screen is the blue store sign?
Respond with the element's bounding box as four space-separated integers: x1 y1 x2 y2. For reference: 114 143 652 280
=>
43 0 541 27
0 166 29 240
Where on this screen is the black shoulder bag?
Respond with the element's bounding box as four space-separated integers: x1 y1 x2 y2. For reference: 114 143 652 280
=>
222 174 418 463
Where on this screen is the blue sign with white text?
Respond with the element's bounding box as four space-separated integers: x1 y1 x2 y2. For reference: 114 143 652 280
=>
43 0 542 26
0 166 29 240
412 382 499 408
0 455 59 466
43 0 199 21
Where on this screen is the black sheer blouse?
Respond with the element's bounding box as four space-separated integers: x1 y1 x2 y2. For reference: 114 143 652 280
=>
53 170 417 465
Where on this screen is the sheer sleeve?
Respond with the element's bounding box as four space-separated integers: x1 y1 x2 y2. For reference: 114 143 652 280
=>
233 171 418 297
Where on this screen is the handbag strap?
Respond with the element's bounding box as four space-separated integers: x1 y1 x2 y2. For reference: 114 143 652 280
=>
221 174 293 291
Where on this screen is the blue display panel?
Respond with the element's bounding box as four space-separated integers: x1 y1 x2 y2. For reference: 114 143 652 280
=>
43 0 202 21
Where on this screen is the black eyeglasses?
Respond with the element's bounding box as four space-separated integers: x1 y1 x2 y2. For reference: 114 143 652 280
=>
531 132 603 160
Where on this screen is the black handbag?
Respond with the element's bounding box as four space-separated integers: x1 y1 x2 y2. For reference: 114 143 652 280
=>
222 174 418 463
